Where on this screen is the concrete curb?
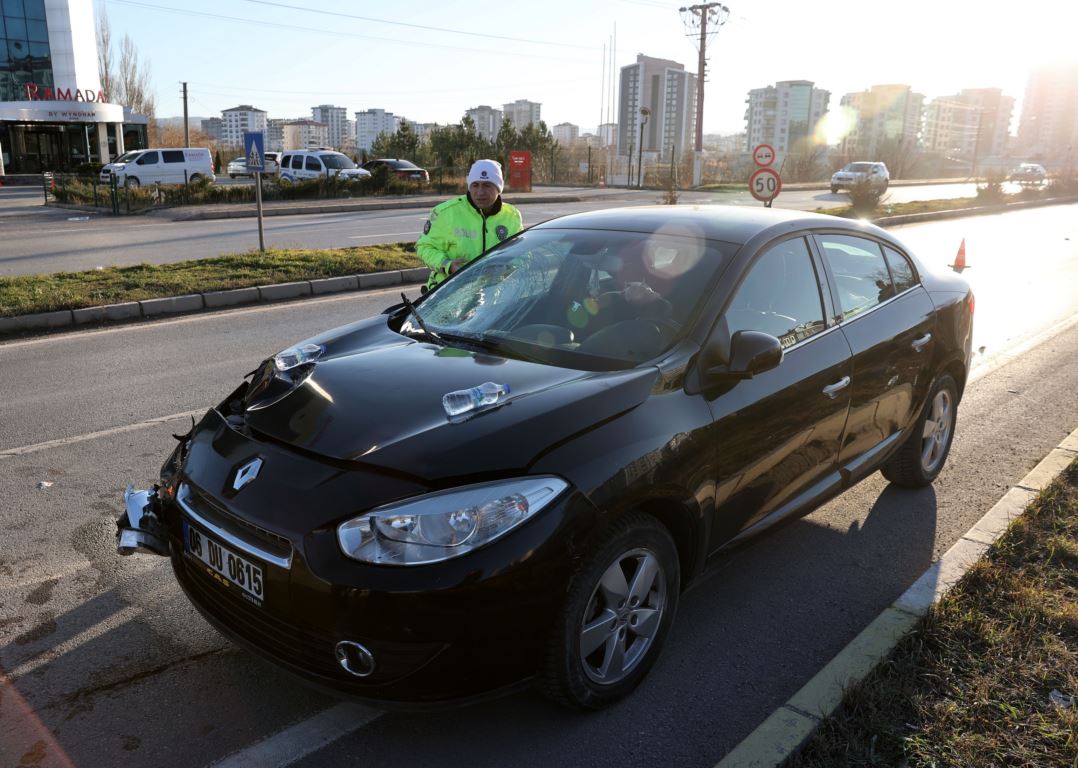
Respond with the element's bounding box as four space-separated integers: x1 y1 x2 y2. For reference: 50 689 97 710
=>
0 268 430 337
715 428 1078 768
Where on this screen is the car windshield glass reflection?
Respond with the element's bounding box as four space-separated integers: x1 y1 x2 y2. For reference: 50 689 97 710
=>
411 229 731 369
320 154 355 170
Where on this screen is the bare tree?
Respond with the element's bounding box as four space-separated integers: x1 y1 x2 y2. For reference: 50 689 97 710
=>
96 10 156 125
96 9 114 102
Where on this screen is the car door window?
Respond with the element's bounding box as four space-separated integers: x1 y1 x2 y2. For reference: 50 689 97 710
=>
280 154 291 168
305 157 321 172
883 246 917 293
818 235 894 319
726 237 825 348
136 151 159 165
291 155 304 170
162 150 184 163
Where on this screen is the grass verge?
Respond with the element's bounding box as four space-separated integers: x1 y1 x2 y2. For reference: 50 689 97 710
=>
0 244 422 317
790 459 1078 767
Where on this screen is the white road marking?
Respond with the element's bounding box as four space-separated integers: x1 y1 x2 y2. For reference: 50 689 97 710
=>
0 409 205 459
209 703 382 768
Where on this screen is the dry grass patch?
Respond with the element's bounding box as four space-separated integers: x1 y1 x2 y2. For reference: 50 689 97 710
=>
791 461 1078 767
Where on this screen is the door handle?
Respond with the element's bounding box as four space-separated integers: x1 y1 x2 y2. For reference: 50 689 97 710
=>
911 333 932 352
822 376 851 399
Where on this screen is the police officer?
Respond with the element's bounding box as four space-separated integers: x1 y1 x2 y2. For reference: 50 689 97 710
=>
416 159 523 290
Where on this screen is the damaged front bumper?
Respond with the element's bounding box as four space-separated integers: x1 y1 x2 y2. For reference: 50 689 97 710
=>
116 484 170 556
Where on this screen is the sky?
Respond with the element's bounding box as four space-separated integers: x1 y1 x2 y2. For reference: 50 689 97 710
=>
93 0 1075 136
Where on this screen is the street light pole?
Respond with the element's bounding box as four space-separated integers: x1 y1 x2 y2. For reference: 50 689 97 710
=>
637 107 650 189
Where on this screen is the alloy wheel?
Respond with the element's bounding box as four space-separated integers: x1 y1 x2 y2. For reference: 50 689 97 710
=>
579 547 666 685
920 388 953 473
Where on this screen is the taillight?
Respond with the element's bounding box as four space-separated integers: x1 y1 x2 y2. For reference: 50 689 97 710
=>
968 291 975 315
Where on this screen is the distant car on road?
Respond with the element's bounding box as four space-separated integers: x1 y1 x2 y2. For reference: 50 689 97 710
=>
278 150 372 183
117 205 973 711
830 161 889 194
1008 163 1047 184
361 158 430 183
226 156 248 178
100 148 215 188
227 152 281 178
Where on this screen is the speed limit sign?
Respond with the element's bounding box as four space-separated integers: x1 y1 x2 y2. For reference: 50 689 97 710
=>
749 167 782 203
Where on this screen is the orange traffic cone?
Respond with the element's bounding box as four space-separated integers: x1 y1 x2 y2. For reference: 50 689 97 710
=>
948 238 969 273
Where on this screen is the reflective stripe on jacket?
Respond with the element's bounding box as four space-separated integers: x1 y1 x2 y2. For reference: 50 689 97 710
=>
416 195 522 288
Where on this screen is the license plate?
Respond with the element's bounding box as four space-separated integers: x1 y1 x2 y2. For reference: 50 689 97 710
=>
183 520 265 606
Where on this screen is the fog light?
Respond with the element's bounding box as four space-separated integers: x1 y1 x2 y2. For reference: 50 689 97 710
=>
335 640 375 677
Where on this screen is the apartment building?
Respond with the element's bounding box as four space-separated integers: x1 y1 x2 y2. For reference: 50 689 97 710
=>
221 105 267 148
311 104 349 150
744 80 830 158
355 108 400 152
503 99 541 129
617 54 696 161
465 105 502 140
839 84 924 157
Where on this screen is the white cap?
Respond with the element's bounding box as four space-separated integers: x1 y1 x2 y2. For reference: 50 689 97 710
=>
467 159 504 192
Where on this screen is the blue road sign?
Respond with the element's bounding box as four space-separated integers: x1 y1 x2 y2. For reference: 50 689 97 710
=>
243 131 265 172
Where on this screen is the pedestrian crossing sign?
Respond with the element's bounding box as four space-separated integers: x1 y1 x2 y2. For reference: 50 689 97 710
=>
243 131 265 172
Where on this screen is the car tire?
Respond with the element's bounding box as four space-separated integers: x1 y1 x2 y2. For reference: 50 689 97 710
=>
881 372 958 487
537 512 679 710
189 174 203 184
830 185 839 194
229 174 236 179
124 177 140 189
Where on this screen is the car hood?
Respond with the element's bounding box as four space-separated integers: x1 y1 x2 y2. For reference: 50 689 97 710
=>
243 320 658 480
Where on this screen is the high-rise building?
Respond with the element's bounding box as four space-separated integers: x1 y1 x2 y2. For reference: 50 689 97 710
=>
617 54 697 161
503 99 541 129
266 118 286 152
311 105 348 150
839 84 924 157
282 119 328 150
407 120 439 140
222 105 268 148
355 108 399 152
923 88 1013 161
744 80 829 158
465 105 502 140
597 122 618 147
1017 62 1078 159
201 117 223 142
552 122 579 144
0 0 150 172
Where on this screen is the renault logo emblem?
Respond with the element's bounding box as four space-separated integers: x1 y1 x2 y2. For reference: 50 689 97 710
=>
232 458 263 492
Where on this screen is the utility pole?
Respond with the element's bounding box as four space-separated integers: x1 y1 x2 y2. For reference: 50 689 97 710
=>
680 3 730 183
181 82 189 147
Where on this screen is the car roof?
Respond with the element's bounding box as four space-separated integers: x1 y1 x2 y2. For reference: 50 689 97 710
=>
531 205 892 247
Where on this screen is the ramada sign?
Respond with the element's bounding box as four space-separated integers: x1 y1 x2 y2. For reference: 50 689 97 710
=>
24 84 108 103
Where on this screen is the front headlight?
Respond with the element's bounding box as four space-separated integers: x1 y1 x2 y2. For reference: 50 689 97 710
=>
338 477 569 566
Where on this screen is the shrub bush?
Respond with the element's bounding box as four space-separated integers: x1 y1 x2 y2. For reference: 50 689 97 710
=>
976 170 1007 204
847 178 885 215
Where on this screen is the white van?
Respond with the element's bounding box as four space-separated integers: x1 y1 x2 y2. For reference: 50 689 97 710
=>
100 148 216 187
278 149 371 183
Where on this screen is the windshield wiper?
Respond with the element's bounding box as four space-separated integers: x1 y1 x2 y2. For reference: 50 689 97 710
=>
399 292 442 343
437 332 544 364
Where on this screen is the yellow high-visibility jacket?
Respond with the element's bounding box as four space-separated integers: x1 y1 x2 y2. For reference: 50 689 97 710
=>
416 194 522 288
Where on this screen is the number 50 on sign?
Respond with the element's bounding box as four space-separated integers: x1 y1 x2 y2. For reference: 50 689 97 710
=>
749 167 782 203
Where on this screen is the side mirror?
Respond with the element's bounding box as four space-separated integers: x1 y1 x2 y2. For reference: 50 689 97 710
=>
692 323 783 391
727 330 783 378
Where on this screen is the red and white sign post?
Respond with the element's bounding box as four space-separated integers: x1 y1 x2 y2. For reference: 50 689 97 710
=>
749 144 781 206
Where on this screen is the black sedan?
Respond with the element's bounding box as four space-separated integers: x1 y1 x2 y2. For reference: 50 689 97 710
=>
361 158 430 182
117 207 973 710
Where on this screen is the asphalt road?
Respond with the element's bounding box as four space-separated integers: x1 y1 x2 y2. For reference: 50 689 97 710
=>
0 181 993 277
1 206 1076 768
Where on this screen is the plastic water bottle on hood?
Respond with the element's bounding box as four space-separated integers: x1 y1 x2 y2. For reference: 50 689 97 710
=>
442 382 511 417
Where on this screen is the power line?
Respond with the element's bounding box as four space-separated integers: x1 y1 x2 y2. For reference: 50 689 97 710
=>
234 0 595 50
106 0 593 61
